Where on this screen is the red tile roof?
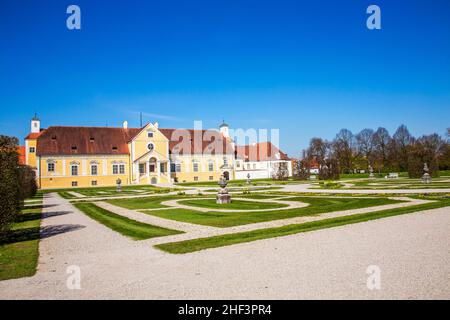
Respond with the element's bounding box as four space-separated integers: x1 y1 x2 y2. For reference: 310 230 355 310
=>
25 131 45 140
236 142 290 162
36 126 141 156
34 126 234 156
17 146 26 165
159 128 235 155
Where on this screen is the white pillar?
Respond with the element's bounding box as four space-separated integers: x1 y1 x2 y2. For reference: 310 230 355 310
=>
157 160 161 182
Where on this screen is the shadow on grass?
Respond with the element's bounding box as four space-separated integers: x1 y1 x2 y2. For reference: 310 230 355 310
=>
23 204 58 210
0 224 85 245
16 211 72 223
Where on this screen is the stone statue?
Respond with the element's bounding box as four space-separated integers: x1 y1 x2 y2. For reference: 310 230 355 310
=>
216 174 231 204
116 178 122 192
246 173 251 185
421 163 431 184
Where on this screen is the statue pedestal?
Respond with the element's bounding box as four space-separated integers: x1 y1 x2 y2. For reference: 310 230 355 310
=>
422 173 431 184
216 193 231 204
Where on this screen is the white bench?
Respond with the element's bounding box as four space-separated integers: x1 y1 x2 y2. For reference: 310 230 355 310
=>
385 173 399 179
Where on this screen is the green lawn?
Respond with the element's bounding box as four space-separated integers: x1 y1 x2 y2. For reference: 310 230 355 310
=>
156 197 450 254
106 195 177 210
178 198 289 210
0 193 43 281
53 185 176 199
74 202 182 240
140 196 402 227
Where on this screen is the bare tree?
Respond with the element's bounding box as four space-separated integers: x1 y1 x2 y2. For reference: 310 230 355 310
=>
332 129 356 174
356 128 375 169
272 162 289 180
372 127 391 173
393 124 414 171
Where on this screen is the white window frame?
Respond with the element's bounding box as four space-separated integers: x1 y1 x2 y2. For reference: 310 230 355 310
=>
91 164 98 175
48 162 55 172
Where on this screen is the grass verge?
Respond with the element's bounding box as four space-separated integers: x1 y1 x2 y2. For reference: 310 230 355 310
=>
74 203 183 240
0 193 43 280
155 197 450 254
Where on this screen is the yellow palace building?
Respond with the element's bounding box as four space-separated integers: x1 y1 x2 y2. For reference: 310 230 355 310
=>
24 117 291 189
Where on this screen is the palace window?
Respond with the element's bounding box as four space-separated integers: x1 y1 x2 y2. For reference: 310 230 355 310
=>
91 165 98 175
71 165 78 176
194 176 199 181
147 131 154 138
160 163 165 173
193 162 199 172
112 164 125 175
236 161 240 168
247 164 250 170
209 176 214 181
223 157 228 166
253 164 256 169
91 181 97 186
71 181 78 187
48 163 55 172
171 163 181 172
29 147 35 153
208 162 214 172
139 163 146 174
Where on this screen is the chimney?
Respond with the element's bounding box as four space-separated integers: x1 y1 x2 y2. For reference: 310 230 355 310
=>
154 122 159 129
123 121 128 129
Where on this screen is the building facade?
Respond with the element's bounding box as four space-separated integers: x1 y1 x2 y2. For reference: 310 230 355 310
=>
24 117 291 189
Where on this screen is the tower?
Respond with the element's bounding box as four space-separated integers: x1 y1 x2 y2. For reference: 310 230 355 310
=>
31 114 40 133
219 120 229 138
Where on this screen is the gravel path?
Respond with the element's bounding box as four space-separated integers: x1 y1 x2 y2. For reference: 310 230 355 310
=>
0 193 448 299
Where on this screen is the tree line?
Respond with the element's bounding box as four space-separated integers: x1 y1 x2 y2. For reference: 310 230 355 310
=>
294 125 450 180
0 135 38 234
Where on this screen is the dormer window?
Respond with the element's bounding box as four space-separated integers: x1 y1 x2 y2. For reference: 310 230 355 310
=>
51 135 57 140
112 146 118 151
89 137 95 142
71 146 77 151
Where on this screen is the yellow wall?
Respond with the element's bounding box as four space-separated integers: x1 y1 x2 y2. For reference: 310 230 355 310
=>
38 155 130 189
25 139 37 168
170 154 234 183
130 123 170 184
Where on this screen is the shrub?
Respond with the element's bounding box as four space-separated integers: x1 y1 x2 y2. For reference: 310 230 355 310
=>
177 191 186 196
319 181 343 189
0 136 22 234
18 165 37 199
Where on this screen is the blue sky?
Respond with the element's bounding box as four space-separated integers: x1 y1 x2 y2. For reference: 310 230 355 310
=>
1 0 449 157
